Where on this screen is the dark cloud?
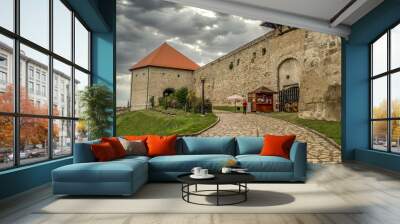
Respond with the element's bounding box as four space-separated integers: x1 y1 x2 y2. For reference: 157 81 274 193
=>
116 0 270 106
117 0 269 73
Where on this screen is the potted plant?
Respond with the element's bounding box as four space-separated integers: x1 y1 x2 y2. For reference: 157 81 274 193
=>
79 84 113 140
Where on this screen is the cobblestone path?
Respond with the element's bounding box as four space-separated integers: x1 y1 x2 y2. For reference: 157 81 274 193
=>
200 111 341 163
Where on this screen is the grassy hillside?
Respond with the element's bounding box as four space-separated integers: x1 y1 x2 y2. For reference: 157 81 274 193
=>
267 112 341 145
116 110 218 136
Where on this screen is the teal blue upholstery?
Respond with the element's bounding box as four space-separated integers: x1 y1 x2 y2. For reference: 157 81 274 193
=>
52 157 148 195
180 137 235 155
236 136 263 154
290 141 307 181
149 154 234 181
52 137 307 195
236 155 293 172
73 140 100 163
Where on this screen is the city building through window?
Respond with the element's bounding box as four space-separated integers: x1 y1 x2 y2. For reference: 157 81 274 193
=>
0 0 91 170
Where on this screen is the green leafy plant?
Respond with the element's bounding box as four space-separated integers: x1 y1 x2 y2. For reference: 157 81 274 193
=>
174 87 189 108
80 84 113 140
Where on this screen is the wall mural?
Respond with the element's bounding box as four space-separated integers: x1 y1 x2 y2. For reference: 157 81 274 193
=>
115 0 342 163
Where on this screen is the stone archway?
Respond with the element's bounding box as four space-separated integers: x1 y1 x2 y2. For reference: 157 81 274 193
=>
277 58 302 112
163 88 175 96
277 58 301 90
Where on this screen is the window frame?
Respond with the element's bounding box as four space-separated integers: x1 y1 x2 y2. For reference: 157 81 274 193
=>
370 21 400 154
0 0 92 171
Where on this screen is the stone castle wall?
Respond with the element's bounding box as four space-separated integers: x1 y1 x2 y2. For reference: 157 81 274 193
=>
130 67 194 110
193 28 341 121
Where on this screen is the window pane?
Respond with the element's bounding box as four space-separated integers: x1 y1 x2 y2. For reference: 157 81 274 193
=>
75 18 89 70
0 35 14 112
53 0 72 60
20 0 49 49
53 119 72 157
74 69 89 118
20 44 49 115
372 33 387 76
53 59 72 117
391 72 400 118
391 120 400 153
372 121 388 151
372 76 387 119
0 116 13 170
20 117 49 165
391 24 400 70
0 0 14 31
75 120 88 143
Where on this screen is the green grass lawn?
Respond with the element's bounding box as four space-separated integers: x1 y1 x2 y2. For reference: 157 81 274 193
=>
116 109 218 136
213 105 242 112
267 112 341 145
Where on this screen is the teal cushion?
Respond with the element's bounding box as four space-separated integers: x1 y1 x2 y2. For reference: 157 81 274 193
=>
236 136 263 155
180 137 235 155
236 155 293 172
53 159 147 183
73 139 101 163
149 154 235 172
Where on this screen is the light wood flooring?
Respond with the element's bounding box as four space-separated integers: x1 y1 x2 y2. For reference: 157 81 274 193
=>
0 162 400 224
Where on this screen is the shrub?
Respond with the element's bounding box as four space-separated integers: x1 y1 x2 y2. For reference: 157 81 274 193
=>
175 87 189 108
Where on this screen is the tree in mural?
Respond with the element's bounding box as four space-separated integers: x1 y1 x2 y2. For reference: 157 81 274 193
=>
0 85 59 152
372 99 400 143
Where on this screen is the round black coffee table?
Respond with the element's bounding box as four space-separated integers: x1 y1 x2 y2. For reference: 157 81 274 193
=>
177 173 255 206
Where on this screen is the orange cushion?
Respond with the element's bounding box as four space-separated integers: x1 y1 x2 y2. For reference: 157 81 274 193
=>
260 134 296 159
146 135 177 157
101 137 126 158
91 142 117 162
124 135 148 141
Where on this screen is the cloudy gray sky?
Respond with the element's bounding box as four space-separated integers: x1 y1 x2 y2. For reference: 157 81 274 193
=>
116 0 270 107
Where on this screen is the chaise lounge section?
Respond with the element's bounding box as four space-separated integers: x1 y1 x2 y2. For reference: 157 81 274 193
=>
52 136 307 196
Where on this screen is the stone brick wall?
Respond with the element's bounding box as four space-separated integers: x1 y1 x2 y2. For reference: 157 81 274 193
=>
193 28 341 121
130 67 194 110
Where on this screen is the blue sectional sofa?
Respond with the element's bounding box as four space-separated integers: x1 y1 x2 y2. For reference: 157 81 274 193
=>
52 136 307 196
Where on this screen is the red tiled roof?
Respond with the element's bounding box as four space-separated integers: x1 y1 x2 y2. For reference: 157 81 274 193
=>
130 42 199 71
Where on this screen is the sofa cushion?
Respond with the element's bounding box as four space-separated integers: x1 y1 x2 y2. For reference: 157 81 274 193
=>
101 137 127 158
179 137 235 155
91 142 118 162
260 134 296 159
149 154 235 172
236 136 263 155
73 140 100 163
119 138 147 156
147 135 177 157
53 158 147 183
236 155 293 172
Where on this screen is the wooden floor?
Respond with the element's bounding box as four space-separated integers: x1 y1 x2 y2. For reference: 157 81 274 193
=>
1 162 400 224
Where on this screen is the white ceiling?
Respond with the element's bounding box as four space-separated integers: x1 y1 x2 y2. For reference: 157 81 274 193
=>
164 0 384 38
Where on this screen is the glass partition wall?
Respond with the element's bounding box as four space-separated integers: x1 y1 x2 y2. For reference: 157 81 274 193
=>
371 23 400 153
0 0 91 170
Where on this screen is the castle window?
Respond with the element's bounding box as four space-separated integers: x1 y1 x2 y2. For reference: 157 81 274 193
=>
262 48 266 55
236 59 240 65
229 61 234 70
177 74 180 78
251 52 256 63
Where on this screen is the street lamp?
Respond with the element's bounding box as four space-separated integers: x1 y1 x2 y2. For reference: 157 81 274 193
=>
201 78 205 115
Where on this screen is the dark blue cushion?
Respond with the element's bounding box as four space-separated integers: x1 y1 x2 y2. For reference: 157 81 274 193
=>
236 136 263 155
236 155 293 172
149 154 235 172
180 137 235 155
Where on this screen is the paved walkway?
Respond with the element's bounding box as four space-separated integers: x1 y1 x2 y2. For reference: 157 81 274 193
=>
200 111 341 163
